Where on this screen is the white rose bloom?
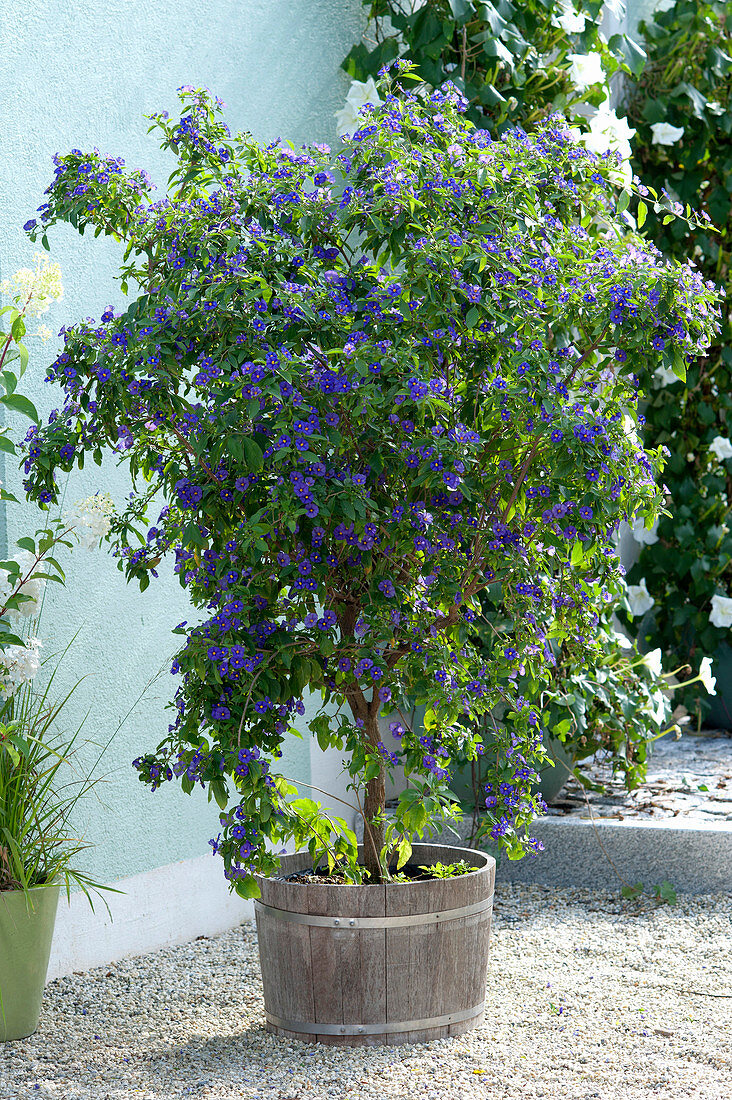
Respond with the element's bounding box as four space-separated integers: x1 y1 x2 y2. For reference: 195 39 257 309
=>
710 593 732 629
567 53 605 91
699 657 717 695
626 578 655 617
631 516 659 546
651 122 685 146
642 648 663 677
709 436 732 461
335 78 382 139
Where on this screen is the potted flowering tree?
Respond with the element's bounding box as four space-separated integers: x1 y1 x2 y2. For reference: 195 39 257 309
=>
22 66 718 1043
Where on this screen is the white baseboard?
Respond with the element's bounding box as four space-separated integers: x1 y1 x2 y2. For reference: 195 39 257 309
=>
46 853 254 982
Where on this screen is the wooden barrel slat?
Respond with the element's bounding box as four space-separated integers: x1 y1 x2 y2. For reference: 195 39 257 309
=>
255 907 314 1027
255 842 495 1046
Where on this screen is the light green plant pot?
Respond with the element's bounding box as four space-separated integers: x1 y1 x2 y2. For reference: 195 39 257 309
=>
0 883 60 1041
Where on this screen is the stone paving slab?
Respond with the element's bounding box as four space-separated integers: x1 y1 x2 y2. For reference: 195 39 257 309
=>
547 731 732 825
492 817 731 895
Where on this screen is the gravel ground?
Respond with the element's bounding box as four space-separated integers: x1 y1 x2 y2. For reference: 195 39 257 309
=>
1 884 730 1100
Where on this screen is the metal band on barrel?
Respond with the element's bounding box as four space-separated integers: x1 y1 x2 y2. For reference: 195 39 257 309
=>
265 1002 485 1037
254 893 493 929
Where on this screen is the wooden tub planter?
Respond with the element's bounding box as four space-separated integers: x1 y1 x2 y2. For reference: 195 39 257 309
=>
254 842 495 1046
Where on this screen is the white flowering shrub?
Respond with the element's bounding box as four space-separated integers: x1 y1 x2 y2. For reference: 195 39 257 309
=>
0 259 113 698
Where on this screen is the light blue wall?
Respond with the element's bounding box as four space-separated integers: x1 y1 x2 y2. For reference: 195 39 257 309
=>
0 0 363 885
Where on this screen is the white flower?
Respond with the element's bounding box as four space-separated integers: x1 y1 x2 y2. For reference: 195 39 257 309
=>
709 436 732 462
699 657 717 696
553 5 586 34
0 253 63 317
641 648 663 677
710 594 732 629
611 630 633 650
626 578 655 617
567 53 605 91
66 492 115 550
654 0 675 10
622 413 641 447
0 637 42 698
631 516 659 546
588 106 636 149
335 78 382 139
653 364 679 387
604 0 626 16
642 690 669 727
651 122 685 147
578 104 635 186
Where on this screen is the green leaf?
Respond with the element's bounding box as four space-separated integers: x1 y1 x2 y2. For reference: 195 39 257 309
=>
676 81 707 119
671 352 687 382
234 875 261 899
621 882 644 900
242 438 264 472
653 880 677 906
394 837 412 871
448 0 471 21
226 436 244 461
619 35 646 78
209 778 228 810
570 541 584 567
0 393 39 423
637 199 647 229
1 371 18 395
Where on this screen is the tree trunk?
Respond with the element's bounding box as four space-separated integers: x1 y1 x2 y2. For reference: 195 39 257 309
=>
362 711 386 883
